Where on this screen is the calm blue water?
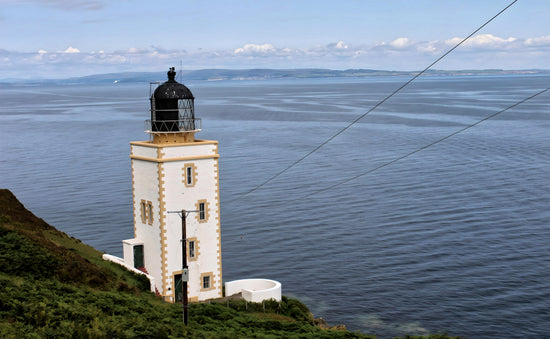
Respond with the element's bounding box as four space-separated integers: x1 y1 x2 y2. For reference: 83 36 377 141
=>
1 75 549 338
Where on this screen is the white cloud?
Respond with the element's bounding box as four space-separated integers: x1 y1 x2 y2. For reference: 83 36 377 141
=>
444 37 462 45
126 47 149 54
234 43 276 55
335 41 348 49
61 46 80 53
525 35 550 47
416 42 439 54
1 33 549 79
445 34 517 49
472 34 517 44
389 37 413 49
325 41 349 50
308 41 353 56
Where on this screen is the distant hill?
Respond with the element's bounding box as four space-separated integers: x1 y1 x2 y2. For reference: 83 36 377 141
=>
2 68 549 85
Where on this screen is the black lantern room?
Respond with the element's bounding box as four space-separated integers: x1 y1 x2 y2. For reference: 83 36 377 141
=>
150 67 196 132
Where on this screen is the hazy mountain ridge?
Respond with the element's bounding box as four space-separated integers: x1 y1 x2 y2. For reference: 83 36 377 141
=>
2 68 549 85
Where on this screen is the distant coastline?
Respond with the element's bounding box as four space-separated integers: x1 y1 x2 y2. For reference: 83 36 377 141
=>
2 68 549 85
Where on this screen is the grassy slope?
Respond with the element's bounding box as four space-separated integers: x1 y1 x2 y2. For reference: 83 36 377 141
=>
0 189 375 338
0 189 462 339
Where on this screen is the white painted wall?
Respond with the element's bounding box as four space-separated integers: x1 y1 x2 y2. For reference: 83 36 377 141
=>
162 145 221 301
131 143 158 158
126 139 222 301
132 153 163 293
162 140 217 158
122 238 143 268
225 279 282 302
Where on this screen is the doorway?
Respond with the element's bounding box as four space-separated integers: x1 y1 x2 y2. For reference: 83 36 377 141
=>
133 244 144 268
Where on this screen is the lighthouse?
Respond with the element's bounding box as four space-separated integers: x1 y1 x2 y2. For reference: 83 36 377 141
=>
121 67 222 302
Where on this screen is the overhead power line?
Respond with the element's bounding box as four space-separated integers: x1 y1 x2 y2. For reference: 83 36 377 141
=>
230 0 518 202
302 86 550 198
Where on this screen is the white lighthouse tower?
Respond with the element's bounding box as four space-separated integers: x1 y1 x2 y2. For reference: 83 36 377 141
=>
121 67 222 302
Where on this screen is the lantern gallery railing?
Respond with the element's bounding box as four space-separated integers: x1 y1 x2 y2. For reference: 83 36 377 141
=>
145 119 202 133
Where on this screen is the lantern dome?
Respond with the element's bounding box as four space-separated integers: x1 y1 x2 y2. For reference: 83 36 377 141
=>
149 67 197 134
153 67 194 100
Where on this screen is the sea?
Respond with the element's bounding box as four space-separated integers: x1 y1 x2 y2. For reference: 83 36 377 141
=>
1 74 549 338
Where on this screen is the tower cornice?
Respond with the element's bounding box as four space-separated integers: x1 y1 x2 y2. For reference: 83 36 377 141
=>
130 154 220 163
130 139 218 148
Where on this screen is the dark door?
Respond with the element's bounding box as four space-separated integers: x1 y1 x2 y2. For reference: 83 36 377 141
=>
174 274 183 302
134 245 144 268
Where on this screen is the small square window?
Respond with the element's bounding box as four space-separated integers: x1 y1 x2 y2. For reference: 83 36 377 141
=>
202 275 210 289
200 272 214 291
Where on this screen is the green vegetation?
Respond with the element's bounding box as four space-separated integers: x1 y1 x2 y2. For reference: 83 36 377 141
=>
0 189 462 338
0 189 372 338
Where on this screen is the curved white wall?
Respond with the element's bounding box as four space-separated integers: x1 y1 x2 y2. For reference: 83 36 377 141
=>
225 279 282 302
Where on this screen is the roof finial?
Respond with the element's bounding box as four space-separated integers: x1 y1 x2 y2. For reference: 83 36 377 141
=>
167 67 176 81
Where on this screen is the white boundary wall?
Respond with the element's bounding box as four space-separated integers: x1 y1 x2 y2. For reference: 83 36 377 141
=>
102 254 156 293
225 279 282 302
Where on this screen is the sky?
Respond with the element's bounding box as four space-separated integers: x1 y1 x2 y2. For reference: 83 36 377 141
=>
1 0 549 79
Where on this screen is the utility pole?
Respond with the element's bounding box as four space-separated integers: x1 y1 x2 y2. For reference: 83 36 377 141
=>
168 209 199 326
180 209 188 326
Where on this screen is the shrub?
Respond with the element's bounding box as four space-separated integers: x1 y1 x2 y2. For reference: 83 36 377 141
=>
0 229 59 278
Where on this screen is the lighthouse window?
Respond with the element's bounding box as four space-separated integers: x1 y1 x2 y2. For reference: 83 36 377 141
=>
183 163 197 187
140 200 147 224
203 275 210 289
140 199 153 225
187 237 198 261
199 203 205 220
200 272 214 291
189 240 196 259
186 167 193 185
147 202 153 225
195 199 209 223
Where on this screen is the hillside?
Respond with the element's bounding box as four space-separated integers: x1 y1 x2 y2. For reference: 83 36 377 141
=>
2 68 549 85
0 189 376 338
0 189 464 338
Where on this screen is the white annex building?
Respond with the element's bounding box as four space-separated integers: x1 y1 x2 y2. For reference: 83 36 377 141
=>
103 67 281 304
121 67 221 302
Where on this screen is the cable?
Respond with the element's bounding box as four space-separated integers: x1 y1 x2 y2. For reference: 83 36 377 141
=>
301 86 550 199
229 0 518 203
